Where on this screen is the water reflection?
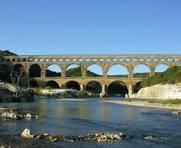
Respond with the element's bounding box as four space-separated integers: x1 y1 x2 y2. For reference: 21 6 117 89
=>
121 107 139 121
99 102 111 120
1 98 181 147
36 99 49 115
35 100 113 120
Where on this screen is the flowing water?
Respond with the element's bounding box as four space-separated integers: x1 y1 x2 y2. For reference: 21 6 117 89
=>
0 97 181 148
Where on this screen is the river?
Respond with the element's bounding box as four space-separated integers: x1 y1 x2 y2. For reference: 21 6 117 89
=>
0 97 181 148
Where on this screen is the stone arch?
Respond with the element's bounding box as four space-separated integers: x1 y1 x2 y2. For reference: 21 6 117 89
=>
133 64 151 78
107 64 128 77
29 80 39 88
46 80 60 88
46 64 61 77
6 58 10 62
12 64 26 86
154 63 169 73
65 64 82 77
107 81 128 97
13 64 25 77
29 64 41 77
133 81 142 93
86 64 103 77
22 58 27 62
65 81 80 90
0 64 11 82
85 81 102 94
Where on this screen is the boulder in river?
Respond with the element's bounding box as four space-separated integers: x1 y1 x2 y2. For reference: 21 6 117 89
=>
21 128 34 139
172 110 181 115
144 135 157 141
0 82 34 102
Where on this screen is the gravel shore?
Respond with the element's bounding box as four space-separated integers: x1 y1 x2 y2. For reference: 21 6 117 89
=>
102 100 181 110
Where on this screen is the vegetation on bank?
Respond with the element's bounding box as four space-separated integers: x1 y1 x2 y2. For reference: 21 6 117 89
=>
141 66 181 87
148 99 181 105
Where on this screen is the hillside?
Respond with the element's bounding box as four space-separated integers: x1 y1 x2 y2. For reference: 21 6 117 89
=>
0 50 17 56
141 66 181 87
65 67 82 77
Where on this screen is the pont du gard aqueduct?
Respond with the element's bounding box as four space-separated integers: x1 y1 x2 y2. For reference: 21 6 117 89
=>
1 54 181 97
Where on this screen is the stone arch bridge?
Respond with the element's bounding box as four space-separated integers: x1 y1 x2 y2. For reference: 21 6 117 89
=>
0 54 181 97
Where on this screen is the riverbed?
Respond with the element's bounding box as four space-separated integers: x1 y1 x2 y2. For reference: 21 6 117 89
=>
0 97 181 147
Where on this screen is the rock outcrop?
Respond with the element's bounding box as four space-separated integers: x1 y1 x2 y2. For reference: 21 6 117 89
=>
132 83 181 99
0 145 12 148
0 82 34 102
21 129 34 139
144 135 157 141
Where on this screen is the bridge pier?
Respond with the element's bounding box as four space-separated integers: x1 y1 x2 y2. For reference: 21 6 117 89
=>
128 71 133 78
61 64 66 77
81 64 86 78
61 70 65 77
40 64 46 78
80 84 84 91
100 84 106 98
149 67 155 77
128 83 133 98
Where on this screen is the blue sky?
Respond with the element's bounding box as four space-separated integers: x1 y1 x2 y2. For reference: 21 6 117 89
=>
0 0 181 55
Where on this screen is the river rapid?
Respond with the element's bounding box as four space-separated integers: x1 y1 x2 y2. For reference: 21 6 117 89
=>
0 97 181 148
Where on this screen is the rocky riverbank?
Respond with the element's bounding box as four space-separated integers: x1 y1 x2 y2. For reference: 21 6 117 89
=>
34 88 90 98
0 82 34 102
102 83 181 111
132 83 181 100
21 128 126 142
0 127 160 147
0 107 38 120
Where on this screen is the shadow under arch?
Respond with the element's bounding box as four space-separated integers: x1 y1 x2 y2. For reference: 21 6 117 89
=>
65 81 80 90
107 81 128 97
13 63 25 77
0 63 11 82
85 81 102 94
12 63 27 86
133 81 142 94
29 64 41 77
46 80 60 88
29 79 39 88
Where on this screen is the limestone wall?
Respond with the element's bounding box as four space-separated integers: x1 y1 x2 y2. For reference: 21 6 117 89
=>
132 83 181 99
